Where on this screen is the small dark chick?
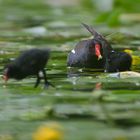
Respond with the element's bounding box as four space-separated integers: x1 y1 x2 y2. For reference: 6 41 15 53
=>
67 23 132 72
107 51 132 72
3 48 52 88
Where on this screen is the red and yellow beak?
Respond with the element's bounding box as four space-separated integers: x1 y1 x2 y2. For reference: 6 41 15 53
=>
2 74 8 87
3 75 8 81
95 44 102 60
3 68 9 83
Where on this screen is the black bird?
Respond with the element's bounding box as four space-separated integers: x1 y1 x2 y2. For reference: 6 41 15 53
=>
67 23 132 72
106 51 132 72
3 48 52 88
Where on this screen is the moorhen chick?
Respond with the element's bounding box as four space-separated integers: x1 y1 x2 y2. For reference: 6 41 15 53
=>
106 51 132 72
67 23 132 72
3 48 52 88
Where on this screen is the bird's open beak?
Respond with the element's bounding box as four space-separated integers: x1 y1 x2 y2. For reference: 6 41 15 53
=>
95 44 102 60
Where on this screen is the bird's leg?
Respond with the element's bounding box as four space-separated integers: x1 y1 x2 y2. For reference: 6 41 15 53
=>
104 58 110 72
42 69 54 88
34 73 41 88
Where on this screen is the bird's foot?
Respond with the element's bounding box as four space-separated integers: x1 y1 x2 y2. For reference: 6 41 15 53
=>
44 81 55 88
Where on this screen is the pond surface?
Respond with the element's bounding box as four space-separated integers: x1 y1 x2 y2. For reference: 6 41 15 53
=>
0 1 140 140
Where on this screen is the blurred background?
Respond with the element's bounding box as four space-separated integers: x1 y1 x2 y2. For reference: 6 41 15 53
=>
0 0 139 28
0 0 139 46
0 1 140 140
0 0 139 50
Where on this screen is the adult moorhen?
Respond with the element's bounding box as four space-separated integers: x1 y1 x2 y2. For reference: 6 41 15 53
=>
3 48 52 88
67 23 132 72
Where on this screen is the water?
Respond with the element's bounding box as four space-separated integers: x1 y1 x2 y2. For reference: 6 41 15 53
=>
0 1 140 140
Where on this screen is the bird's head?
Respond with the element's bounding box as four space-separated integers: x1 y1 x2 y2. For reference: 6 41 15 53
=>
3 63 18 82
82 23 112 60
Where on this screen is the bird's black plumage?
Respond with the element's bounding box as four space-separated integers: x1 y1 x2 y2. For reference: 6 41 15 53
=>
107 51 132 72
67 39 105 69
3 48 52 87
67 23 132 72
